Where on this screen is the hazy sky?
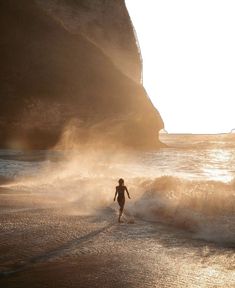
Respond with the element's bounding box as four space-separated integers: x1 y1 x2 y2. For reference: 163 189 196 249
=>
126 0 235 134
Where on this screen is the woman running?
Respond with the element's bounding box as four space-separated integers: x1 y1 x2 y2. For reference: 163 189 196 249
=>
114 178 131 223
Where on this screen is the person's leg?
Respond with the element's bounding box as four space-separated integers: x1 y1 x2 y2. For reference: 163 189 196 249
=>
118 199 125 222
118 206 123 222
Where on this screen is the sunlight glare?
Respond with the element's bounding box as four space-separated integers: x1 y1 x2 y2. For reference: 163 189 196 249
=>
126 0 235 134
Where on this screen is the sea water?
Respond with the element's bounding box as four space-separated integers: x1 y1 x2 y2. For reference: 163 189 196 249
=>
0 134 234 245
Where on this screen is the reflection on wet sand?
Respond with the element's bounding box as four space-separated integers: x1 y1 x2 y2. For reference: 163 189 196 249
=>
0 193 234 288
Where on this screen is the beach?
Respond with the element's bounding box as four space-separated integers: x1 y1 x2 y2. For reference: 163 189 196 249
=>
0 192 234 287
0 134 235 287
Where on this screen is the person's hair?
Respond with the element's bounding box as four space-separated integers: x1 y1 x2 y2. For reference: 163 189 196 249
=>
118 178 124 185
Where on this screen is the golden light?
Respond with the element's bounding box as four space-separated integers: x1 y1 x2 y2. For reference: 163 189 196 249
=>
126 0 235 134
202 149 233 181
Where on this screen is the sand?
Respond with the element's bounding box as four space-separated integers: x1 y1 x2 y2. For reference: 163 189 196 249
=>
0 192 234 288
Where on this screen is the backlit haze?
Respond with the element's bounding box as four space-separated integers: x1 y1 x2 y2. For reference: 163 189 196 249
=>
126 0 235 134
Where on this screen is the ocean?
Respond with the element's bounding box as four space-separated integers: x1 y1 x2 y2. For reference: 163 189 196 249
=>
0 134 234 245
0 134 235 287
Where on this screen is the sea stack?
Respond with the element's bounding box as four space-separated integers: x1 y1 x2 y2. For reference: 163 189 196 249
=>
0 0 164 149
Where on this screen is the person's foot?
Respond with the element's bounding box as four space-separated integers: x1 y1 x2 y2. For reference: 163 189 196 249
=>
118 219 124 223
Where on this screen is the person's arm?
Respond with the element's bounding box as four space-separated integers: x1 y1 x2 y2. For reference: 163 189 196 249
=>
114 187 118 201
125 186 131 199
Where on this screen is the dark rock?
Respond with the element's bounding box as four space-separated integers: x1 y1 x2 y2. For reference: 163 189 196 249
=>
36 0 142 83
0 0 164 150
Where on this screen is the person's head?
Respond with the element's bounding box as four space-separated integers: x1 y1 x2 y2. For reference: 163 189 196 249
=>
118 178 124 186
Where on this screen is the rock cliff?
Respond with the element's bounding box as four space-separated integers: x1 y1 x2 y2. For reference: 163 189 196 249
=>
0 0 164 149
36 0 142 83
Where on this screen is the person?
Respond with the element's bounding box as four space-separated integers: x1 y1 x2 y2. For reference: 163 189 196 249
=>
114 178 130 223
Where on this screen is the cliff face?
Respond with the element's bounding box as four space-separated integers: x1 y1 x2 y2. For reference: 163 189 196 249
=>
0 0 164 150
36 0 142 83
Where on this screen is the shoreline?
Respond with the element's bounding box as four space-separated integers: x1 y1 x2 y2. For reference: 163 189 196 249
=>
0 193 234 288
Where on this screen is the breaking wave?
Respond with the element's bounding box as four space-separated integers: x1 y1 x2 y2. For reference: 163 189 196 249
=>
1 150 234 246
130 176 235 246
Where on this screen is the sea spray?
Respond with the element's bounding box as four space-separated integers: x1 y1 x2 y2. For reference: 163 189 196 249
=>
1 145 235 245
129 176 235 245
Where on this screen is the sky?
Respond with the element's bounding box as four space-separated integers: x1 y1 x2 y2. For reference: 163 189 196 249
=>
125 0 235 134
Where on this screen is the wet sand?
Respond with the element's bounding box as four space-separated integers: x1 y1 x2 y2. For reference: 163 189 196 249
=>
0 192 234 288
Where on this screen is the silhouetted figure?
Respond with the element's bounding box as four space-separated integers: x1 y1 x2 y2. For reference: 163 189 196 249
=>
114 178 131 223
